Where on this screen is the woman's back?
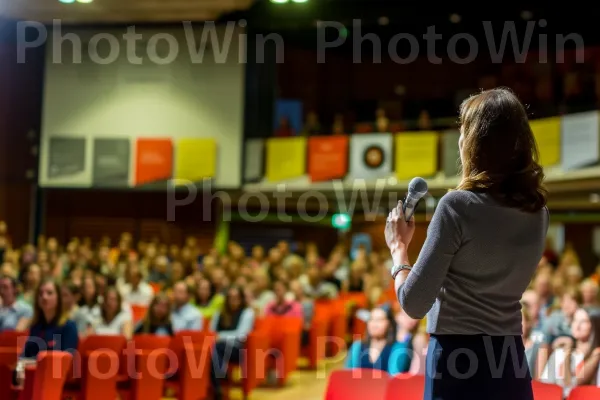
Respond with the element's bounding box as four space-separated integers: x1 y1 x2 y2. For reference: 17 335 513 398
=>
411 190 548 335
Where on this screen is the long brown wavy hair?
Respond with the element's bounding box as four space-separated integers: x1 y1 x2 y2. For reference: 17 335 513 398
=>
457 87 547 212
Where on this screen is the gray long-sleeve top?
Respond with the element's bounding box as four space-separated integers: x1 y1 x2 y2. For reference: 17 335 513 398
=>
398 190 549 335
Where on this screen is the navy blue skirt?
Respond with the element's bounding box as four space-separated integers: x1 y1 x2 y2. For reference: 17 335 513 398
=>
424 335 533 400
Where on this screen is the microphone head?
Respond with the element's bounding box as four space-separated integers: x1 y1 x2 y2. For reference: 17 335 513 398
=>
408 177 428 199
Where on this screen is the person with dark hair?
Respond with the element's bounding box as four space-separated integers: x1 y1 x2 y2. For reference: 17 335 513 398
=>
193 278 224 320
541 308 600 396
209 286 255 400
345 307 411 375
0 275 32 332
264 280 302 318
22 279 78 359
94 286 133 339
134 293 173 336
386 88 549 400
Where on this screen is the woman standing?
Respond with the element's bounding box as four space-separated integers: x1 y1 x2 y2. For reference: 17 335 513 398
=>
386 88 548 400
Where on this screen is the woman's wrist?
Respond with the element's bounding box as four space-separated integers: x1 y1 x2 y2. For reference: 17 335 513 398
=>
391 245 410 266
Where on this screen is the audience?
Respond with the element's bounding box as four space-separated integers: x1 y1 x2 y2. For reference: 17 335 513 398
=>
22 279 78 359
95 286 133 339
134 292 174 336
345 307 411 375
171 281 203 332
210 286 256 400
0 275 32 332
2 219 600 395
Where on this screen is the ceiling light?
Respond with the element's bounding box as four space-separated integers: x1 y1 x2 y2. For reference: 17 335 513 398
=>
378 16 389 26
292 0 309 2
58 0 75 3
449 14 461 23
590 193 600 203
77 0 94 3
270 0 289 3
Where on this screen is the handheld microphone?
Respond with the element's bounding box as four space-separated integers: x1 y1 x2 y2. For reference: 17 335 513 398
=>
403 177 428 221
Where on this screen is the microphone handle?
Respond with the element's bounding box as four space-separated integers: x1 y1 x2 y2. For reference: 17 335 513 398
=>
402 195 418 222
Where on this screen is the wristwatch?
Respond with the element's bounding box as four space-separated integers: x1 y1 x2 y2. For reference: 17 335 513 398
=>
391 264 412 279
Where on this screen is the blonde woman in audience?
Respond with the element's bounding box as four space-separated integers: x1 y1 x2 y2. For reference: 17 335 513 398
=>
251 269 275 314
94 286 133 339
533 271 554 322
580 279 600 308
120 263 153 306
541 308 600 396
565 264 584 289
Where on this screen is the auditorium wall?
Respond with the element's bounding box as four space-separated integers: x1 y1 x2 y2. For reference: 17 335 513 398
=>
0 21 45 246
40 24 246 189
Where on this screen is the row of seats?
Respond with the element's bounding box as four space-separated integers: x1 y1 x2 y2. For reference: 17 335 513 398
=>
0 294 368 400
325 369 600 400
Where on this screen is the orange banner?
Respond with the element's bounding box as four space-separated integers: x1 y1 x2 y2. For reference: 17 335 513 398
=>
308 136 349 182
135 138 173 186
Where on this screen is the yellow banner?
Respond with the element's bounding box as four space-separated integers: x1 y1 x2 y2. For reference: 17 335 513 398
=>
395 132 439 180
530 117 560 166
174 138 217 184
266 137 307 182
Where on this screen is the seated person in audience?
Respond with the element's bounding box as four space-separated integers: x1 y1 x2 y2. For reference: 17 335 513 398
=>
0 275 32 332
119 263 153 307
148 255 169 285
135 293 174 336
580 279 600 309
395 308 419 346
171 281 202 332
22 279 78 359
264 280 303 318
78 275 101 323
541 308 600 396
522 289 544 331
19 264 41 305
542 287 581 346
345 307 411 375
251 269 275 315
300 265 338 300
533 270 555 325
61 281 94 336
522 305 547 379
94 286 133 339
289 280 314 346
193 278 225 320
210 286 255 400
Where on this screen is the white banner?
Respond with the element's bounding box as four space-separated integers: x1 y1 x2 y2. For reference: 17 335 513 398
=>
348 134 393 180
561 111 599 170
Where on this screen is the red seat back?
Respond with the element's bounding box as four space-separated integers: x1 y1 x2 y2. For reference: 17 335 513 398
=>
0 330 29 350
82 350 120 400
325 369 390 400
385 373 424 400
31 351 73 400
568 386 600 400
532 381 563 400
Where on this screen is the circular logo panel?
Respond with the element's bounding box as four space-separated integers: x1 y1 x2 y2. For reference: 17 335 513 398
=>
363 145 385 169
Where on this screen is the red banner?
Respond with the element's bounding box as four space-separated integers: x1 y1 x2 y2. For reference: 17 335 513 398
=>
135 138 173 186
308 136 349 182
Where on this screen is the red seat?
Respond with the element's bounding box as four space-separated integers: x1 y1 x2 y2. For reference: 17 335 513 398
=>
385 373 424 400
78 350 120 400
532 381 563 400
118 349 168 400
568 385 600 399
0 347 21 399
325 369 390 400
22 351 73 400
0 331 29 351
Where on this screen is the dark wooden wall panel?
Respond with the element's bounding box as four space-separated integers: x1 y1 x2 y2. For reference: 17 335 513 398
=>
0 20 45 247
43 189 217 248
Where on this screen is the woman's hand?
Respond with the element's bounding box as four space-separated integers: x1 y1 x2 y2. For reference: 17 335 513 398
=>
552 336 574 352
385 200 415 256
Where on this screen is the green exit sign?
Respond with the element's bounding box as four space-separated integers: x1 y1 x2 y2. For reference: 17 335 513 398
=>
331 213 351 230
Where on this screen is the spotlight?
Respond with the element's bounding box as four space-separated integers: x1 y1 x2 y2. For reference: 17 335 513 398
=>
449 13 461 23
77 0 94 3
58 0 75 3
292 0 309 2
270 0 289 3
378 16 389 26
